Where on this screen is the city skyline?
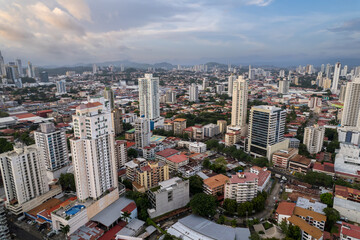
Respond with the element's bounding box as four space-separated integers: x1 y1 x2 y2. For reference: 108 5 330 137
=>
0 0 359 66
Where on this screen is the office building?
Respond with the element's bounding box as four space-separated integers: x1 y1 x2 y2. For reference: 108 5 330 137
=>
217 120 227 133
133 162 169 192
0 143 49 213
5 66 17 82
15 59 23 77
34 122 69 180
189 83 199 102
0 51 5 76
341 77 360 128
115 140 127 170
39 71 48 82
173 118 187 135
231 76 248 128
111 107 123 136
325 63 331 79
279 79 290 94
103 87 115 110
56 80 66 94
303 125 325 154
225 172 258 203
331 62 341 94
70 102 117 201
138 74 160 121
147 177 190 218
247 106 286 158
134 117 151 148
228 74 236 96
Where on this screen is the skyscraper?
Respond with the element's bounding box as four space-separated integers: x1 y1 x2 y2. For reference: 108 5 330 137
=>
278 79 290 94
34 122 69 180
247 106 286 157
138 74 160 121
303 125 325 154
0 203 10 239
227 74 236 97
325 63 331 79
27 61 35 78
341 77 360 128
0 143 49 211
341 65 348 77
331 62 341 94
0 51 5 77
231 76 248 128
40 71 48 82
320 64 325 74
70 102 117 201
115 140 127 170
189 83 199 102
111 107 123 136
103 87 115 110
202 77 209 90
56 80 66 94
15 59 23 77
92 64 97 74
135 117 151 148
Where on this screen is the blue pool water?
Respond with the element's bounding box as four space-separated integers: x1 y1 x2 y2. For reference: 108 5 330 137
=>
65 205 85 216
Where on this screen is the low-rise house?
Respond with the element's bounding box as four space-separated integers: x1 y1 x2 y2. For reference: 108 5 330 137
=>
155 148 179 162
340 222 360 240
293 206 326 231
166 154 189 172
189 142 207 153
272 148 298 169
275 201 296 224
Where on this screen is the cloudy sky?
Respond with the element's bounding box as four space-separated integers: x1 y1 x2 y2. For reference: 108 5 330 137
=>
0 0 359 66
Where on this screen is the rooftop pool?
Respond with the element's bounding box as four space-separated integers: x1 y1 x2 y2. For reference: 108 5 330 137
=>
65 205 85 216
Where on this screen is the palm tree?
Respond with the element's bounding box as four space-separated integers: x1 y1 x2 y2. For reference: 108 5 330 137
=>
122 211 131 223
61 224 70 235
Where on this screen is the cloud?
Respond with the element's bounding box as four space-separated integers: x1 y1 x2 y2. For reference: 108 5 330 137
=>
328 18 360 32
245 0 273 6
57 0 91 21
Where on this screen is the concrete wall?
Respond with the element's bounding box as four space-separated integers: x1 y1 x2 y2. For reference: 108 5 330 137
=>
267 139 290 160
334 197 360 223
51 208 88 235
86 188 119 219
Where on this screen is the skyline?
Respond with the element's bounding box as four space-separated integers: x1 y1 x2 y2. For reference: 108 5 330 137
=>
0 0 360 66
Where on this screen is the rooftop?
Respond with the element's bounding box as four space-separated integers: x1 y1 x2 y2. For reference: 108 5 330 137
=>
293 206 326 222
76 102 102 110
276 201 296 216
341 222 360 239
166 154 188 163
204 174 229 189
69 222 104 240
288 216 323 239
156 148 179 158
296 197 326 214
290 154 311 166
228 172 258 184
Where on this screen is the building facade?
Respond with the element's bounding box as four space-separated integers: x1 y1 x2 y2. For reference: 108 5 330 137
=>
341 77 360 128
138 74 160 121
134 117 151 148
303 125 325 154
225 172 258 203
231 76 248 128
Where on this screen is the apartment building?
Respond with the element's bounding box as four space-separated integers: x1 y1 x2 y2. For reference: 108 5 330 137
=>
225 172 258 203
133 162 169 192
272 148 298 169
173 118 187 135
115 140 127 169
203 174 229 196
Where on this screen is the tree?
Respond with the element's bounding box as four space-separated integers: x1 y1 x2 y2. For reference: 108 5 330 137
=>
249 233 261 240
323 207 340 231
251 157 269 167
231 219 237 227
189 175 204 195
327 140 339 153
217 215 226 224
59 173 76 192
0 111 9 118
190 193 217 217
320 193 333 207
127 148 138 159
286 225 301 240
0 138 13 154
223 199 237 213
203 158 211 169
206 139 219 150
60 225 70 235
122 211 131 223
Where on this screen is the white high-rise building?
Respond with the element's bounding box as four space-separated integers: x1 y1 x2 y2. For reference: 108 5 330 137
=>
341 65 348 77
115 140 127 169
248 65 253 80
202 77 209 90
0 51 5 77
225 172 258 203
331 62 341 94
70 102 117 201
279 79 290 94
0 203 10 239
27 61 35 78
279 70 285 78
165 90 177 104
189 83 199 102
227 74 236 97
247 106 286 157
138 74 160 121
303 125 325 154
0 143 49 209
34 122 69 180
231 76 248 128
320 64 325 73
135 117 151 148
56 80 67 94
92 64 97 74
341 77 360 128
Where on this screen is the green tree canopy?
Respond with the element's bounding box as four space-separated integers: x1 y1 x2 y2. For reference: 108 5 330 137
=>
190 193 217 217
189 175 204 195
320 193 333 207
0 138 13 154
127 148 138 159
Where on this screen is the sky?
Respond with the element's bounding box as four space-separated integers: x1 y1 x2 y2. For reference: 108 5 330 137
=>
0 0 359 66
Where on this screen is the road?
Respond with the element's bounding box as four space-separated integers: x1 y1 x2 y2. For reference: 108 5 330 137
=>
252 181 281 220
8 220 41 240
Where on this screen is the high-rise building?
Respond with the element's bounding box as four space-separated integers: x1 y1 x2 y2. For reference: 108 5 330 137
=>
225 172 258 203
103 87 115 110
341 65 348 77
0 203 10 239
216 84 225 94
92 64 97 74
173 118 187 135
70 102 117 201
247 106 286 157
341 77 360 128
217 120 227 133
138 74 160 121
189 83 199 102
134 117 151 148
320 64 325 73
40 71 48 82
34 122 69 180
111 107 123 136
339 85 347 103
202 77 209 90
27 61 35 78
56 80 66 94
227 74 236 96
331 62 341 94
165 90 177 104
303 125 325 154
15 59 23 77
0 143 49 210
325 63 331 79
248 65 253 80
5 66 17 82
133 162 169 192
115 140 127 170
278 79 290 94
279 70 285 78
231 76 248 128
0 51 5 77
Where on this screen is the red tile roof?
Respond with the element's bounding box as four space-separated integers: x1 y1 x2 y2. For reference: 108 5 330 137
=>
229 172 258 184
121 202 137 213
276 201 296 216
313 162 334 173
166 154 188 163
156 148 179 158
341 223 360 239
14 113 37 119
126 142 135 148
258 170 271 187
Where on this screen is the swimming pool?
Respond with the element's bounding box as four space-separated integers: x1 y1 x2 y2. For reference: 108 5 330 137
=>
65 205 85 216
